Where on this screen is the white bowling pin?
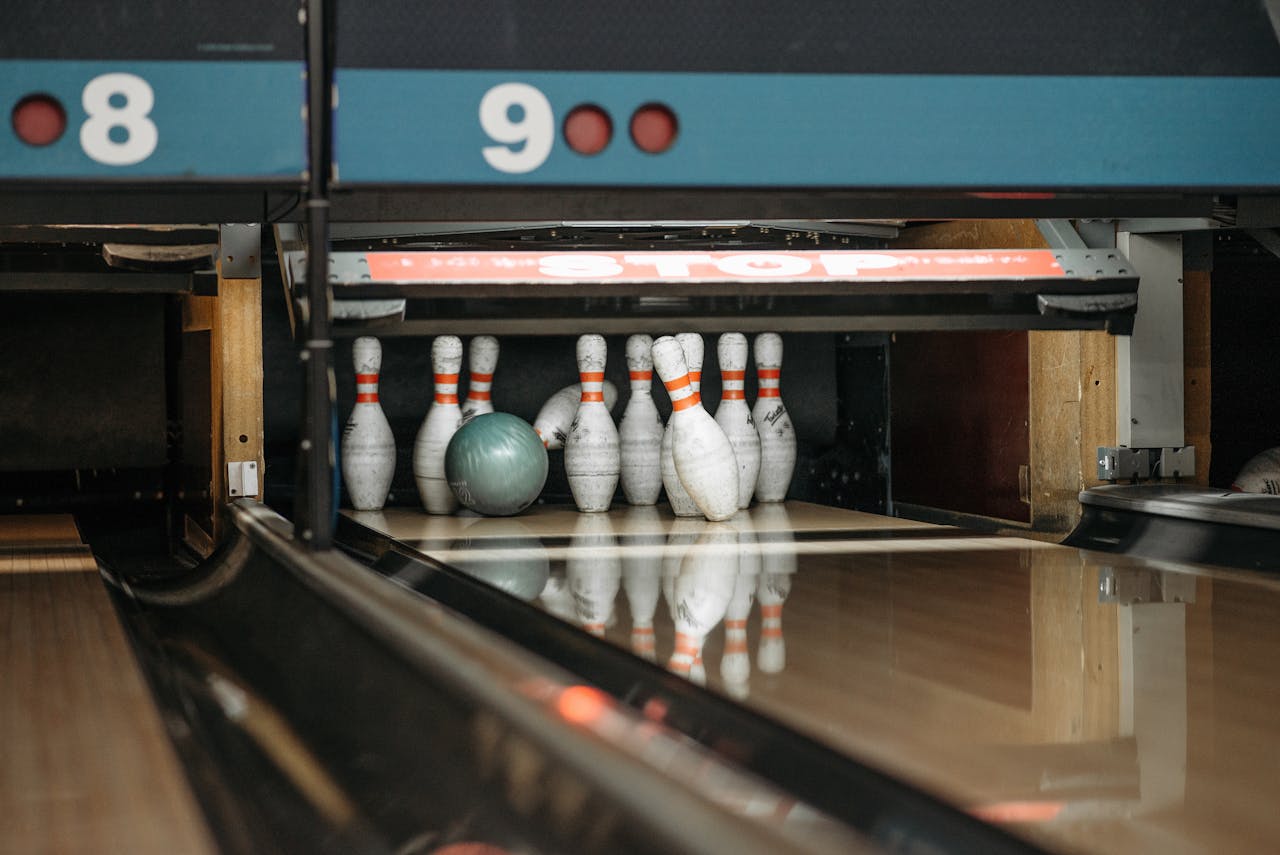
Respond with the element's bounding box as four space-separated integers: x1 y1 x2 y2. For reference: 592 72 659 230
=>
460 335 499 424
651 337 739 522
567 514 622 636
340 336 396 510
720 514 761 694
565 334 621 513
714 333 762 510
1232 447 1280 493
533 381 619 450
412 335 464 514
666 524 738 679
752 333 797 503
621 507 664 661
751 503 797 674
661 333 705 516
539 572 576 622
619 334 664 506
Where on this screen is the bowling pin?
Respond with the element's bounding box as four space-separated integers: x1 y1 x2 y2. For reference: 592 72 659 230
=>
565 334 621 513
340 336 396 510
752 333 797 503
661 333 706 517
533 381 619 450
460 335 499 424
666 524 738 680
751 503 797 674
619 334 664 506
412 335 463 514
651 336 739 522
720 514 761 696
621 506 664 661
714 333 762 510
567 514 622 636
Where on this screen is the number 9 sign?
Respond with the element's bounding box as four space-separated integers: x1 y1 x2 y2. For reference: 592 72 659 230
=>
478 82 553 174
80 72 159 166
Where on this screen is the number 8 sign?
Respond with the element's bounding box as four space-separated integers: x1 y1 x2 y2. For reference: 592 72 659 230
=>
79 72 158 166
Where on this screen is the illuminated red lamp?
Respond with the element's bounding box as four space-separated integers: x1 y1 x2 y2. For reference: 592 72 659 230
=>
11 93 67 147
563 104 612 156
630 103 678 154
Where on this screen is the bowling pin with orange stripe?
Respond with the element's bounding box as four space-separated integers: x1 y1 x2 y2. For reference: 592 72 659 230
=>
752 333 796 503
341 336 396 510
660 333 706 517
460 335 499 424
533 380 619 450
565 334 621 512
667 523 738 680
621 505 664 661
413 335 464 514
619 334 664 505
652 336 739 522
720 517 760 699
752 502 797 673
714 333 762 509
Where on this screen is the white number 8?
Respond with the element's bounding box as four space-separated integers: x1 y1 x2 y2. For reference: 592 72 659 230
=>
479 83 553 174
80 73 159 166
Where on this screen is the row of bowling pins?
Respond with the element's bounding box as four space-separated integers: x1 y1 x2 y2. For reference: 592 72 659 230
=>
540 506 798 700
565 332 797 520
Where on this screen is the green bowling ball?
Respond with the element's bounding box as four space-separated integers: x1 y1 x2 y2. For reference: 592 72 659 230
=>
445 413 548 516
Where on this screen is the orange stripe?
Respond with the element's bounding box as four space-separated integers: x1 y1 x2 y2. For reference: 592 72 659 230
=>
763 627 783 639
355 373 378 384
467 390 491 401
722 389 745 400
435 393 459 404
581 391 604 402
758 368 780 379
356 392 378 403
579 371 605 382
726 620 747 630
663 376 690 392
629 370 652 381
633 626 654 636
722 370 745 381
757 388 780 398
470 372 493 382
726 641 749 654
761 604 782 619
673 633 699 657
689 371 701 383
672 392 701 411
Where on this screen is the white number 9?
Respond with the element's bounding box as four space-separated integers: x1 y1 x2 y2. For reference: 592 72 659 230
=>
80 73 159 166
479 83 553 174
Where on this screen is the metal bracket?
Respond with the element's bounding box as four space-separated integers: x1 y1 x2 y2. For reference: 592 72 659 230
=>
1099 566 1197 605
1097 446 1195 481
227 461 260 498
219 223 262 278
1035 218 1087 250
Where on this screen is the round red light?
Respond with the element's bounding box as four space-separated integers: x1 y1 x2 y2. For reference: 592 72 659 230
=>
12 94 67 147
630 103 678 154
563 104 612 156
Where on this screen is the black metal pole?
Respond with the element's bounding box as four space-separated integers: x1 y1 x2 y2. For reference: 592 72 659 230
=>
296 0 335 548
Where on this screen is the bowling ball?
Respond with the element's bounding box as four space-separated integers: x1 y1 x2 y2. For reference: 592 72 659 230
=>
445 413 548 515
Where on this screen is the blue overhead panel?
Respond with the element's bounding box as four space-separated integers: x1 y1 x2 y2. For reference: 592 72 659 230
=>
333 0 1280 191
0 0 306 183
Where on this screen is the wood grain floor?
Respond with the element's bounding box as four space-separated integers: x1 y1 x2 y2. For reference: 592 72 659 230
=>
1 515 215 855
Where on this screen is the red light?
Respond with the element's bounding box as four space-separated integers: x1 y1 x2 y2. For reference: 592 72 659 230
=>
555 685 610 725
970 800 1065 823
563 104 612 156
12 94 67 147
630 103 678 154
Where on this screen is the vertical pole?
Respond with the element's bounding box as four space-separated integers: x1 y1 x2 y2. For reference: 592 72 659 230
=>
296 0 335 548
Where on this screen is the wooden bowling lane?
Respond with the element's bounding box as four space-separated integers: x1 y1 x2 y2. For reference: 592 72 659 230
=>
1 515 216 855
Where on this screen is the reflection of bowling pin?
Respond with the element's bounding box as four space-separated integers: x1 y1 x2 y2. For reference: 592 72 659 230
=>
751 503 797 673
533 381 619 450
720 515 761 696
621 506 664 661
661 334 704 516
652 337 739 522
460 335 499 424
540 571 576 622
753 333 797 502
566 335 621 513
667 524 738 679
341 336 396 510
413 336 464 514
714 333 762 510
619 334 664 506
567 514 621 636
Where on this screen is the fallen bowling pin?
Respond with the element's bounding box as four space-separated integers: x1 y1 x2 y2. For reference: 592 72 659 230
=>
660 333 705 517
341 336 396 510
666 523 738 679
651 336 739 521
714 333 762 509
1232 447 1280 494
533 380 618 450
752 332 797 503
460 335 499 424
412 335 464 514
565 334 621 512
619 334 664 506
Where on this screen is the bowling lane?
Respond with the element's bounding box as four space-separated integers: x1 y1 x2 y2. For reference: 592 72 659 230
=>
346 501 1280 854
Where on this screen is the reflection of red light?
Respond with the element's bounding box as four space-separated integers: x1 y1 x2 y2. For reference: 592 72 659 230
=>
563 104 612 156
970 801 1065 823
556 685 609 725
12 94 66 146
630 103 678 154
430 844 512 855
641 697 670 721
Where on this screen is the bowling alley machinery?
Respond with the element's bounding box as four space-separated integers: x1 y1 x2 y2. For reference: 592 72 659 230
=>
8 3 1280 855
